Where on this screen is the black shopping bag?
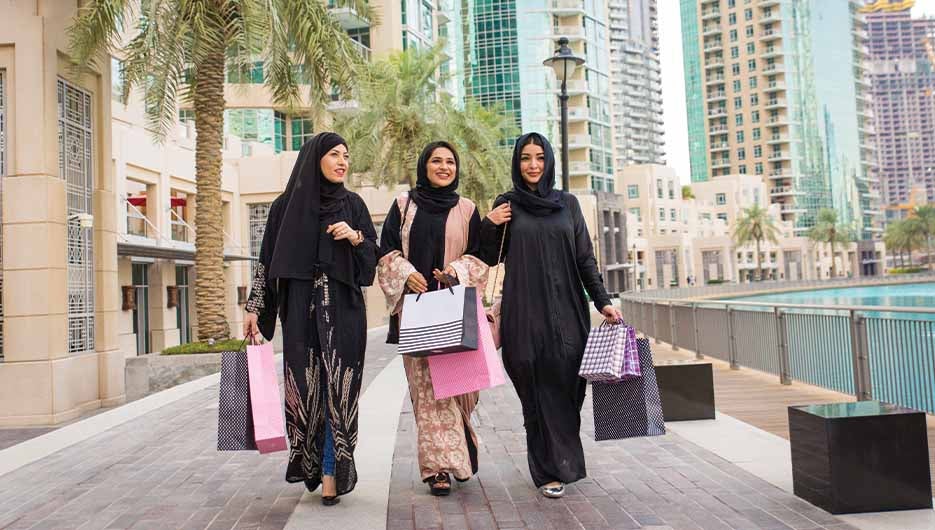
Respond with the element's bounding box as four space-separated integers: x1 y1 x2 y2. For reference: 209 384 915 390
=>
591 338 666 441
217 340 257 451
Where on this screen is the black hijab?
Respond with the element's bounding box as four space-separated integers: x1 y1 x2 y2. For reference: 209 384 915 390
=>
269 132 354 284
501 132 565 216
408 141 461 290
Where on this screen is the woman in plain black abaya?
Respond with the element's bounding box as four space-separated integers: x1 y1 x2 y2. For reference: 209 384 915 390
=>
480 132 622 499
243 132 378 506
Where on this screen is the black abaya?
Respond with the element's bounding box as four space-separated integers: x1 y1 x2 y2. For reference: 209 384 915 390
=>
480 152 611 488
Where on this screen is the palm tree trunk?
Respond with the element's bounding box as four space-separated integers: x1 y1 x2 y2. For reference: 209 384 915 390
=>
927 236 933 270
192 47 230 341
830 240 837 278
755 239 762 281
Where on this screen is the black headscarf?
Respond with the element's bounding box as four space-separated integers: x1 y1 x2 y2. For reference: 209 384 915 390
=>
269 132 354 284
408 141 461 290
501 132 565 216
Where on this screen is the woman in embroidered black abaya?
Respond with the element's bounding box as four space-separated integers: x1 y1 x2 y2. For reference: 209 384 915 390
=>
480 133 622 499
243 132 378 505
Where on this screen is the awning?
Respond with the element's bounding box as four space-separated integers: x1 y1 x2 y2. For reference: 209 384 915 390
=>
117 242 255 262
126 196 188 207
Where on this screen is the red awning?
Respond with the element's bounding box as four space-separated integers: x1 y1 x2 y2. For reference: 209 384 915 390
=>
171 197 187 207
127 196 187 207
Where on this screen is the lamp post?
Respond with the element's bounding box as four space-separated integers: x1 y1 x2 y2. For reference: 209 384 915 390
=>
543 36 584 192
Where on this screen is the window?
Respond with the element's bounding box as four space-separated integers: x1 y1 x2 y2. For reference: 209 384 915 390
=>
752 128 761 140
746 43 755 54
670 209 677 221
729 13 737 24
656 179 663 198
629 207 641 221
755 162 764 174
733 97 742 110
178 109 195 125
732 64 741 75
668 181 675 199
731 46 740 59
729 29 738 42
420 0 433 35
738 148 746 160
747 59 756 71
739 164 747 174
728 0 736 6
735 114 744 125
718 213 728 222
249 203 272 275
744 8 753 20
736 131 745 142
754 145 763 157
749 77 757 88
111 57 126 103
628 184 639 199
274 111 286 153
745 25 754 37
716 193 727 205
733 80 742 91
290 116 314 150
226 61 264 84
752 110 760 123
702 213 712 221
659 208 665 221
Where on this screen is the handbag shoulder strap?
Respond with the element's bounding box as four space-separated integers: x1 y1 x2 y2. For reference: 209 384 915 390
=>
398 193 413 253
489 214 509 300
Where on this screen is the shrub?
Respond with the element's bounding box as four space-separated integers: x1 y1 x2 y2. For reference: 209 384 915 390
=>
163 338 245 355
888 267 926 275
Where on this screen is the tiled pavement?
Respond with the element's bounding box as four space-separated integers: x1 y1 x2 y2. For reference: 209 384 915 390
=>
388 381 857 530
0 329 397 530
1 327 860 530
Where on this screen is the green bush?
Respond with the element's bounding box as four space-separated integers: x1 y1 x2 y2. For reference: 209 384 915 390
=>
706 279 727 285
162 338 246 355
888 267 926 275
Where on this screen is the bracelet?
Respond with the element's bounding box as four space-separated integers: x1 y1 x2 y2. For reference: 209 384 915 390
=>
351 229 364 246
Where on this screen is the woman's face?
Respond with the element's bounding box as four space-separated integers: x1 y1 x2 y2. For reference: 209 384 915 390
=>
320 144 349 183
425 147 458 188
519 142 545 188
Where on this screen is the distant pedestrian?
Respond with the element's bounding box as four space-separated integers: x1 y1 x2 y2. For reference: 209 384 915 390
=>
481 133 621 499
377 141 489 496
243 133 378 506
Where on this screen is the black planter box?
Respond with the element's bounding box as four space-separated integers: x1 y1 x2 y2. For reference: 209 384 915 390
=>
654 360 715 421
788 401 932 514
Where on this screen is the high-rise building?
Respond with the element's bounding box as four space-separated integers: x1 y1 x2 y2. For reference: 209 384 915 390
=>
607 0 666 167
681 0 882 238
452 0 616 192
863 0 935 211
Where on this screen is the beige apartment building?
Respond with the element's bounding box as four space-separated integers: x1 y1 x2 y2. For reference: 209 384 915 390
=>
620 165 886 290
0 0 446 426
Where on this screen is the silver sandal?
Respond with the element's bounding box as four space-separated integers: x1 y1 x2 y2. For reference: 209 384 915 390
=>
540 483 565 498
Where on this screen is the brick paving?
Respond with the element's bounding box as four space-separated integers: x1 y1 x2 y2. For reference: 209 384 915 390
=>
387 382 858 530
0 330 397 530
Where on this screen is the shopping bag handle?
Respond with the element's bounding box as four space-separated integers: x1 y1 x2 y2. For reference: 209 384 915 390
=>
414 274 457 301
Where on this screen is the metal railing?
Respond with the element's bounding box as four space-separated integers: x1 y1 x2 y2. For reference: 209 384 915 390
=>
619 288 935 415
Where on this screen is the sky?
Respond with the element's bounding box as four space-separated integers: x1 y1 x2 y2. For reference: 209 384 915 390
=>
656 0 935 184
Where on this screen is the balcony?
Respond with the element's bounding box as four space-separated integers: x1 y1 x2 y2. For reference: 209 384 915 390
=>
759 29 781 41
704 41 723 52
565 79 588 95
567 134 591 149
326 99 360 113
702 9 721 20
759 12 780 24
768 171 793 181
553 25 585 40
711 141 730 152
767 134 789 145
759 0 780 7
710 124 729 134
780 204 806 214
568 106 589 122
767 115 790 126
764 98 787 109
328 3 370 30
764 81 786 93
762 63 785 74
770 186 803 197
761 46 782 59
549 0 586 14
712 159 731 169
351 40 372 62
707 108 728 118
569 161 591 176
707 90 727 102
705 57 725 69
703 25 721 37
768 151 791 161
705 73 726 85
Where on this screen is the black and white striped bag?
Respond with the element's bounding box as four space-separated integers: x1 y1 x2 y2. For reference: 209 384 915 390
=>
399 285 478 357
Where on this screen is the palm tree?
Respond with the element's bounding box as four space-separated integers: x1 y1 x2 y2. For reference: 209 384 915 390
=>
338 46 515 207
732 205 779 281
885 218 926 269
807 208 855 278
68 1 372 340
681 185 694 200
911 205 935 269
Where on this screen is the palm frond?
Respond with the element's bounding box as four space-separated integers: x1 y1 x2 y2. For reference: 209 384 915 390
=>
68 0 133 73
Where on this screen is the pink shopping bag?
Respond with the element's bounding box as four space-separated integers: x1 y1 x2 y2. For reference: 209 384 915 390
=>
247 341 287 454
427 292 506 400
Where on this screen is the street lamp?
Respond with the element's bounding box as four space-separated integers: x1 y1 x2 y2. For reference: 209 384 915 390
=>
543 36 584 192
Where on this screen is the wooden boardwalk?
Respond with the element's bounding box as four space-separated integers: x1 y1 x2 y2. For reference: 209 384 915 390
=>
649 338 935 500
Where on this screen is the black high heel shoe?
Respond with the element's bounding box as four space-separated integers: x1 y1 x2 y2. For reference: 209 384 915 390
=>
321 495 340 506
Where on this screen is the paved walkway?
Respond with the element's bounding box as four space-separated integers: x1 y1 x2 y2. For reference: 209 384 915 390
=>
0 326 913 530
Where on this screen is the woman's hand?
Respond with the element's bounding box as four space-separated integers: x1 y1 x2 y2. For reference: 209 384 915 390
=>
486 203 512 226
243 312 260 342
406 272 429 293
326 222 362 244
432 265 458 286
601 304 623 324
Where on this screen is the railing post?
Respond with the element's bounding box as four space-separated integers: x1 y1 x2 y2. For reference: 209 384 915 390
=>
670 303 679 351
692 303 703 359
849 310 873 401
727 306 739 370
652 301 660 344
775 307 791 385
